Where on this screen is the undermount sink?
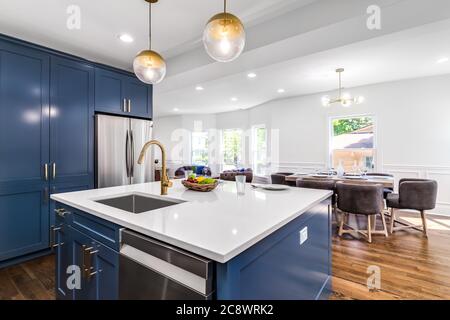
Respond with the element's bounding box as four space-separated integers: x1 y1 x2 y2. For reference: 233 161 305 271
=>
95 194 185 214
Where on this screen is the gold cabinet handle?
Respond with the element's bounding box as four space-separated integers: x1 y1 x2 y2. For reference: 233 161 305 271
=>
123 98 127 112
52 163 56 180
54 208 67 218
82 245 100 280
44 163 49 181
50 226 63 248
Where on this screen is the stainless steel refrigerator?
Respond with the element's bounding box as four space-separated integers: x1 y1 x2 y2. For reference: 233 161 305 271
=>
95 114 153 188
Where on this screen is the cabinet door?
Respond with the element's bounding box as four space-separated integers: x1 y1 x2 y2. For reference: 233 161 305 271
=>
0 40 50 261
54 218 72 300
70 227 118 300
50 57 94 191
94 67 125 115
122 76 152 119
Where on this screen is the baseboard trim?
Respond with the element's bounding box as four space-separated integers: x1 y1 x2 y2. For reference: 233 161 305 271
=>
0 249 53 269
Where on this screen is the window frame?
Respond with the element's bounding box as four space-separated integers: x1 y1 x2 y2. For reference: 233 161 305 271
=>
221 128 244 170
328 114 378 171
251 124 268 175
191 131 209 166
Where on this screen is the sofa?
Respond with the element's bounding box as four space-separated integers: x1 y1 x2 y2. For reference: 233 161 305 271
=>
175 166 212 178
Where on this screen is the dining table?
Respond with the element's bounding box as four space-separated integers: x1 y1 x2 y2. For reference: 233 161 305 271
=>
285 173 395 189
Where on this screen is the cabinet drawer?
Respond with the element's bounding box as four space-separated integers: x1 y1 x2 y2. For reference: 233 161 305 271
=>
55 204 121 251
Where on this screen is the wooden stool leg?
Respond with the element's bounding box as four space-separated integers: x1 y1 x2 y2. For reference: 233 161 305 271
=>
367 215 372 243
389 208 396 234
338 213 345 237
420 210 428 238
380 211 388 237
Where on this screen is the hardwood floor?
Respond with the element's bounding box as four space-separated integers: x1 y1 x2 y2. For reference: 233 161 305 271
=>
0 254 55 300
0 211 449 300
331 211 450 300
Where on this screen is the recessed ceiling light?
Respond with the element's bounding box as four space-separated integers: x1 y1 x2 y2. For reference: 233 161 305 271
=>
195 86 204 91
173 108 180 112
231 97 238 102
437 57 449 64
118 34 134 43
247 73 257 78
277 89 285 93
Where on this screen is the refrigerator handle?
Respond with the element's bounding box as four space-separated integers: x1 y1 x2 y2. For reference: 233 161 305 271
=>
125 130 130 178
130 130 135 178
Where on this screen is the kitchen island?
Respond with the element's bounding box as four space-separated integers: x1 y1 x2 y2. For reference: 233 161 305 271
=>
51 180 332 300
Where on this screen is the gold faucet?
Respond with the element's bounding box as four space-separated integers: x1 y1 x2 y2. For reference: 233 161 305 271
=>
138 140 173 195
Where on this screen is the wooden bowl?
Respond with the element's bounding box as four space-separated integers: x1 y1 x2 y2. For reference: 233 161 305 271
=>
182 180 218 192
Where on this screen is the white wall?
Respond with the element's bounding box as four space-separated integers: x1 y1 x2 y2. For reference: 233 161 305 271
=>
154 74 450 215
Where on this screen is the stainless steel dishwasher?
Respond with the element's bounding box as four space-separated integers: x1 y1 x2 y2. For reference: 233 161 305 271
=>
119 229 214 300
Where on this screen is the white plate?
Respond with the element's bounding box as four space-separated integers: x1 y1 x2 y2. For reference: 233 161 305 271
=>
251 184 290 191
344 176 366 180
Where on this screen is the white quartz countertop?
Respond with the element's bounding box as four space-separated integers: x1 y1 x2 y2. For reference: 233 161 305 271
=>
51 180 332 263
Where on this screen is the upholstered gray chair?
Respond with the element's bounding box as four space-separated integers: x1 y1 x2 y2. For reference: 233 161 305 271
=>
387 178 437 237
271 172 294 185
296 179 337 207
336 182 388 243
366 173 394 199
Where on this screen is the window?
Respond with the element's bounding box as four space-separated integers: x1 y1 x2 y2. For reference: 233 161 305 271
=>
330 116 376 173
191 132 208 165
222 129 243 170
251 125 267 175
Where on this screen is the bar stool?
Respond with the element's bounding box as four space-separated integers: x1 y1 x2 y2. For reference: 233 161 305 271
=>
387 178 437 237
336 182 388 243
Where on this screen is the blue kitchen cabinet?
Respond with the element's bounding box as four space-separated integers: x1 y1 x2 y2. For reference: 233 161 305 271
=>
95 67 152 119
0 40 51 263
70 226 119 300
50 56 95 192
122 75 153 119
54 212 72 299
54 204 120 300
216 200 332 300
0 37 95 266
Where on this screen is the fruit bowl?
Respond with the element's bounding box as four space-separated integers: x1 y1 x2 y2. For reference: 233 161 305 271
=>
182 177 218 192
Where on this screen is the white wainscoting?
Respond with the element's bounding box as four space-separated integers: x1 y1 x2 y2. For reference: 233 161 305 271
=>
383 164 450 216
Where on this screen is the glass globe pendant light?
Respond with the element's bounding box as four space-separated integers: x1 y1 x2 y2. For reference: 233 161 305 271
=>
203 0 246 62
133 0 166 84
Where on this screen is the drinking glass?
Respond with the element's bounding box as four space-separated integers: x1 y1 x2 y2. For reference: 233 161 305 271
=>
185 170 193 179
235 175 246 195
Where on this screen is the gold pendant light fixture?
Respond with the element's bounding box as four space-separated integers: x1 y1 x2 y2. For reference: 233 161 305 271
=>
203 0 246 62
321 68 365 107
133 0 166 84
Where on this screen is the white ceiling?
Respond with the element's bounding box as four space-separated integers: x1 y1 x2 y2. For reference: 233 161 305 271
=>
0 0 313 68
155 19 450 116
2 0 450 118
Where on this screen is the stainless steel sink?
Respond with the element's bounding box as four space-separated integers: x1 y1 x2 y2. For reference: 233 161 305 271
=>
95 194 185 214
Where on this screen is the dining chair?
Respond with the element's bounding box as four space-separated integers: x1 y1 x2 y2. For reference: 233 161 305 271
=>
365 173 394 199
336 182 388 243
271 172 294 185
296 179 337 207
386 178 437 237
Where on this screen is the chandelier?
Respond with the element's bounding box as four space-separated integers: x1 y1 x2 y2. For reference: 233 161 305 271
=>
321 68 364 107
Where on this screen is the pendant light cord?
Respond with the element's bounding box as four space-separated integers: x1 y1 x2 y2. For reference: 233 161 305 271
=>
148 2 152 50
